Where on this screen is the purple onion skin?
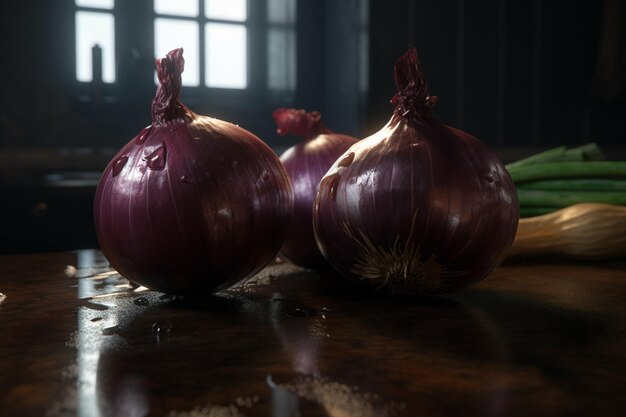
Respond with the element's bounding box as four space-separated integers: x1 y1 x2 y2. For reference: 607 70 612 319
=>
313 48 519 295
94 49 293 294
273 108 358 269
279 131 357 269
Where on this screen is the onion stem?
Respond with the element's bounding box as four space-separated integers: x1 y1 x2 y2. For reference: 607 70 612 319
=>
273 108 332 139
151 48 190 125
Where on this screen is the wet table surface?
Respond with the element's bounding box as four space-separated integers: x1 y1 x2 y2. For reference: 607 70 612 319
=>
1 251 625 417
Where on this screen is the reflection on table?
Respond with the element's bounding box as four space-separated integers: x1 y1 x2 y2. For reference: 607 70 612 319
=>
0 250 625 416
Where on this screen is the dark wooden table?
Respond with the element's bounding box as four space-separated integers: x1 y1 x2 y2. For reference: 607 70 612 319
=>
1 251 625 417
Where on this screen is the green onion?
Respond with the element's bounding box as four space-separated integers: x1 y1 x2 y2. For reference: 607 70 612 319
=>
505 143 604 170
518 178 626 191
519 207 555 218
508 161 626 184
517 189 626 207
508 144 626 216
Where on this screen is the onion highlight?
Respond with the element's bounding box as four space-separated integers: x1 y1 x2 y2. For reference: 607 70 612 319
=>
274 108 358 268
94 48 293 294
313 48 519 294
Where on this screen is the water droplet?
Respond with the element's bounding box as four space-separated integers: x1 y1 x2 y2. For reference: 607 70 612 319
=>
145 144 167 170
486 175 495 184
271 293 286 302
262 171 271 181
134 297 149 306
321 306 331 312
231 160 239 170
90 317 103 322
112 155 129 177
64 265 77 277
287 308 311 318
152 320 173 334
338 152 355 168
102 325 120 335
136 125 153 145
180 175 193 184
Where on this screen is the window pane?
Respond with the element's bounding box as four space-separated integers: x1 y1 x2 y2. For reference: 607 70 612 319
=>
154 0 198 17
154 18 200 86
267 28 296 93
205 23 247 88
205 0 246 21
267 0 295 24
75 0 114 9
75 11 116 83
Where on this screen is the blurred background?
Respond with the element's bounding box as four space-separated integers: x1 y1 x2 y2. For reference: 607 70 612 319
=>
1 0 624 254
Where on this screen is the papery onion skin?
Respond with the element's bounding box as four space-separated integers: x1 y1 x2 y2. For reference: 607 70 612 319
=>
313 48 519 294
274 108 358 269
94 48 293 294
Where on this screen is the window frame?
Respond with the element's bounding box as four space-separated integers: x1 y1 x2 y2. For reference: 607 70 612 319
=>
73 0 119 103
72 0 297 108
154 0 248 90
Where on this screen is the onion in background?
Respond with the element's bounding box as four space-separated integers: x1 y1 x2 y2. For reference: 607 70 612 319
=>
313 48 519 294
94 48 293 294
274 108 358 269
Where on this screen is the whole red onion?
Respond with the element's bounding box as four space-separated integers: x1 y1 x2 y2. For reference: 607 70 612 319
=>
274 108 358 269
313 48 519 294
94 48 293 294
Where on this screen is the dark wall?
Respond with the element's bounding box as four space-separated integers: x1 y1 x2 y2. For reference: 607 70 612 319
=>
0 0 150 149
368 0 626 149
1 0 623 151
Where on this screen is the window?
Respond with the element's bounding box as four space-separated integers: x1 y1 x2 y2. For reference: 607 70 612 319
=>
75 0 116 83
154 0 248 89
267 0 297 94
73 0 298 101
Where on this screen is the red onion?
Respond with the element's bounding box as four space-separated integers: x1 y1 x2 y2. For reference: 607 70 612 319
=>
313 48 519 294
274 108 358 269
94 48 293 294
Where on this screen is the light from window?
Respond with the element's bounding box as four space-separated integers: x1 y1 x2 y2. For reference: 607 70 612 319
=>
154 0 198 17
154 18 200 86
267 29 295 93
75 0 114 9
154 0 248 89
205 0 246 21
75 11 116 83
267 0 296 94
205 23 247 88
267 0 295 24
